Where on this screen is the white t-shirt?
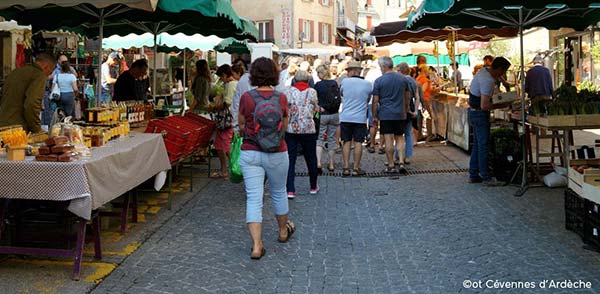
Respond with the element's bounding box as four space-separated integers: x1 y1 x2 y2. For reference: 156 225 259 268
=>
470 68 495 97
100 62 112 91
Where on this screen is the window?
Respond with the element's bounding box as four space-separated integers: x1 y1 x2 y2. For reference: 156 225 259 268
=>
321 0 330 6
387 0 390 6
319 23 331 44
256 20 273 42
299 19 313 42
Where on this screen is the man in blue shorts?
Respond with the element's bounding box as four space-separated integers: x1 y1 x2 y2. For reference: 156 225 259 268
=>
372 56 411 174
339 61 372 177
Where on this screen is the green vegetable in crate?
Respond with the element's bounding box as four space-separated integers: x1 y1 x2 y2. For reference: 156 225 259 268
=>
553 84 578 102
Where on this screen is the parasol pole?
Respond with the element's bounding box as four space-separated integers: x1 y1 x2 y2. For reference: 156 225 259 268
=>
516 7 528 196
96 8 104 106
152 25 158 102
183 47 186 108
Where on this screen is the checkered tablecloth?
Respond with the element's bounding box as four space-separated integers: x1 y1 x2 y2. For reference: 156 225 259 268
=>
0 133 171 220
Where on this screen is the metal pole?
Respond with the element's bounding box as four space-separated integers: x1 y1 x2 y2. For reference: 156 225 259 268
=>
516 7 528 196
182 48 186 107
96 9 104 106
153 28 158 102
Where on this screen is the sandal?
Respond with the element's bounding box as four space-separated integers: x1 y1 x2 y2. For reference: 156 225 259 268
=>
278 220 296 243
384 167 398 174
378 148 386 154
250 247 266 260
398 164 407 174
210 171 224 178
366 146 375 153
352 168 366 176
327 165 335 171
342 168 351 177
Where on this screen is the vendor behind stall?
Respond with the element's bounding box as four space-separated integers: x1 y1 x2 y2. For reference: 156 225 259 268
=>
113 59 149 101
525 55 553 102
0 53 55 133
468 57 512 186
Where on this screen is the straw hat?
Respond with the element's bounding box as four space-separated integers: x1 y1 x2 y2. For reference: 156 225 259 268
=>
346 61 363 70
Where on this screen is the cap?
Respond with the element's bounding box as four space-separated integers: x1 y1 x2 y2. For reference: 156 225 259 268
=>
109 52 120 60
532 55 543 64
346 61 363 70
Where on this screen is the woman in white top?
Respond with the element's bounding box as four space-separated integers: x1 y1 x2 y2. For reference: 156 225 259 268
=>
53 61 78 117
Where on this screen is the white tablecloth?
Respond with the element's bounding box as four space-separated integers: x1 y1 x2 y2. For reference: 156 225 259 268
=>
0 133 171 220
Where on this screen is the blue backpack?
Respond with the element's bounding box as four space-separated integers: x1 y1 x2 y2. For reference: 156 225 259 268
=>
247 89 284 152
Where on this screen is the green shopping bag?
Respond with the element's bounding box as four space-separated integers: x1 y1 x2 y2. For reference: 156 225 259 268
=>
229 132 244 183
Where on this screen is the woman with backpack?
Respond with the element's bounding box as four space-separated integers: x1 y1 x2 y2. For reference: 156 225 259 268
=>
238 57 295 260
284 70 320 199
314 64 340 173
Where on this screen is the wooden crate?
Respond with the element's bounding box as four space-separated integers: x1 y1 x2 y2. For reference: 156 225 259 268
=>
527 115 538 124
576 114 600 127
531 115 577 127
583 183 600 205
568 168 600 201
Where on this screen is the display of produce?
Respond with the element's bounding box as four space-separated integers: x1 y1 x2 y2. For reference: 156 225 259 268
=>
529 84 600 127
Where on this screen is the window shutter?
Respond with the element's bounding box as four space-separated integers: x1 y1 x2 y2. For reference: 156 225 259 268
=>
328 24 332 44
310 20 314 42
299 18 303 38
268 20 274 40
318 22 323 44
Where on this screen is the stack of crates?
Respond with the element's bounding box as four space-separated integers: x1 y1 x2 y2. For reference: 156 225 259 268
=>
163 116 203 155
566 188 600 249
584 200 600 249
184 112 217 148
145 119 190 163
564 189 586 240
145 113 217 163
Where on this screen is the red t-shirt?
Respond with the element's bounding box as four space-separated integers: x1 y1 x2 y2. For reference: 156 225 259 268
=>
239 89 288 152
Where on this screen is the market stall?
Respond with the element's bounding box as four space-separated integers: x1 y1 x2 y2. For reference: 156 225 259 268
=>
0 130 171 280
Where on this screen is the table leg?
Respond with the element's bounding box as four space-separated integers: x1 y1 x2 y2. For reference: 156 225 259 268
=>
168 170 173 210
131 191 138 224
190 155 193 192
92 211 102 260
120 193 130 235
72 219 86 281
564 130 570 169
0 199 7 240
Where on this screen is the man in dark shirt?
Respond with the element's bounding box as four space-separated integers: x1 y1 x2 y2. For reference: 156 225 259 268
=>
113 59 149 101
525 55 553 100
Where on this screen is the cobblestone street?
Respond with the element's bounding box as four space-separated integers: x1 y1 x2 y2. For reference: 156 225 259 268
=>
92 144 600 294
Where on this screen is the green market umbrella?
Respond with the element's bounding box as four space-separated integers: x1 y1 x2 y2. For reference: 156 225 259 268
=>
408 1 600 196
372 20 519 46
103 32 224 103
214 37 252 55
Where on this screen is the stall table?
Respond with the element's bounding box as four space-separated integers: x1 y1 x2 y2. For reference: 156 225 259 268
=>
431 92 470 151
0 133 171 280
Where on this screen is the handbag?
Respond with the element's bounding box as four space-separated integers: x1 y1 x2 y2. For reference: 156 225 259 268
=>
228 132 243 183
214 103 233 130
50 81 61 102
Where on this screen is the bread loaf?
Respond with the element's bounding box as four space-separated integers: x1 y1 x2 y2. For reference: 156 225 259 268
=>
45 136 69 146
51 144 75 154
